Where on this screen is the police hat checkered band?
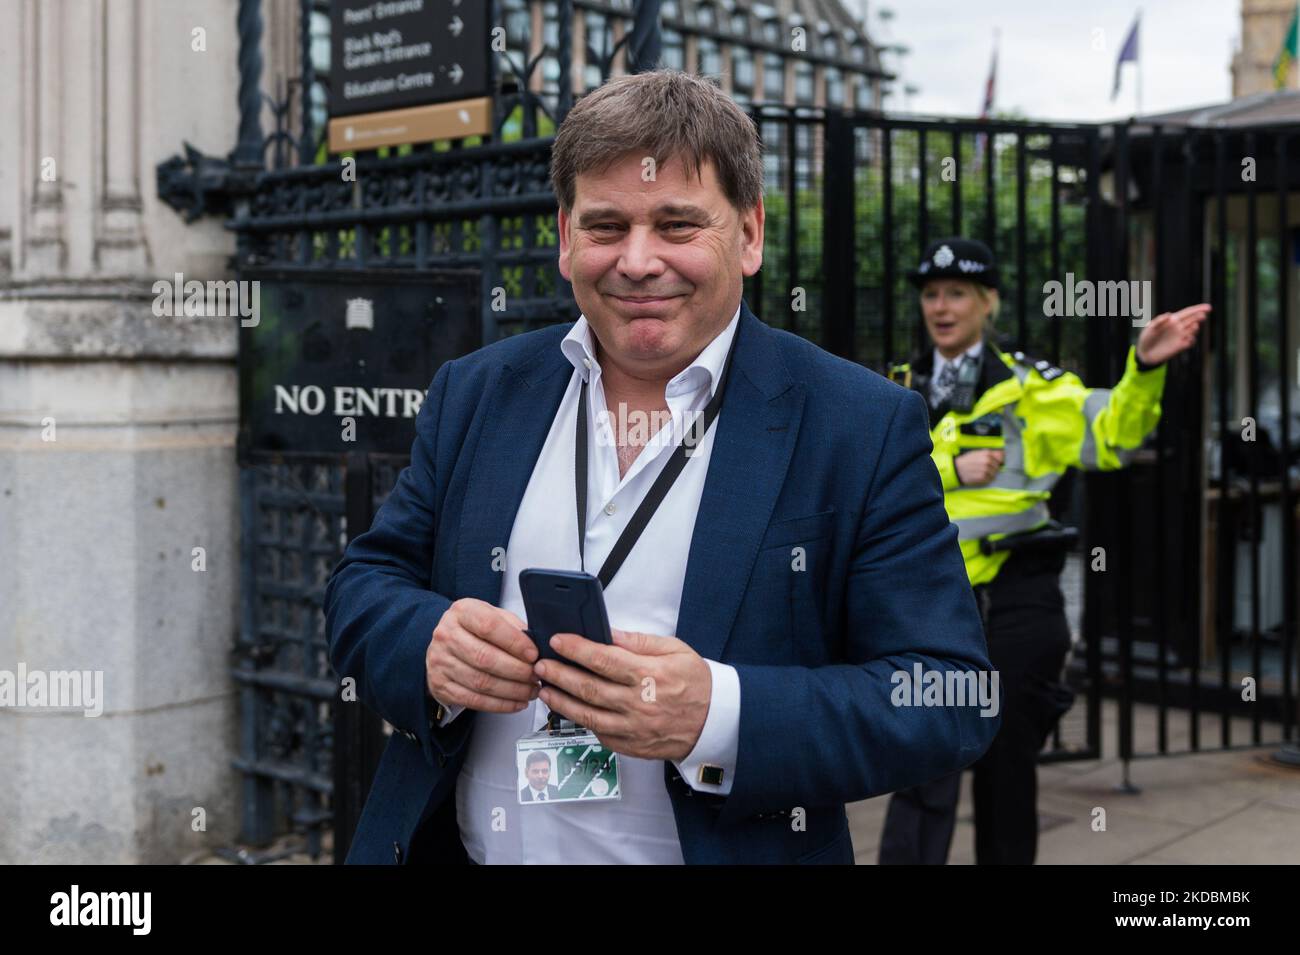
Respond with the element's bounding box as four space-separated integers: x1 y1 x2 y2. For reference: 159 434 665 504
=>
908 236 999 289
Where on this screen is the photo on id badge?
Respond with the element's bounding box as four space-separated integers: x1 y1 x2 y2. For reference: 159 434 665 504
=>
515 733 621 805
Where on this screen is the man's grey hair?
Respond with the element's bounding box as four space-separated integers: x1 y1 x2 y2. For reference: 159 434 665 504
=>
549 69 764 214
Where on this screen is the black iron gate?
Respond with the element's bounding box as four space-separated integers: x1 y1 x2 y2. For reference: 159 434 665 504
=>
233 268 479 863
809 110 1298 774
1101 122 1298 766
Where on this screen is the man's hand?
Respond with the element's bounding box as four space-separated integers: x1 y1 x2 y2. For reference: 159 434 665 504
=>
426 598 540 714
535 628 712 762
956 449 1003 486
1137 303 1211 365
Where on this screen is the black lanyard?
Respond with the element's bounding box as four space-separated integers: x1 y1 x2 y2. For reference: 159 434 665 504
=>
574 321 741 590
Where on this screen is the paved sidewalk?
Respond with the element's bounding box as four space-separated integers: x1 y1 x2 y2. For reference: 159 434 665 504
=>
849 699 1300 864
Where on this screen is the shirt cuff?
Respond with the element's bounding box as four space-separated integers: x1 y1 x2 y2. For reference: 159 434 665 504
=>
672 659 740 796
429 693 466 728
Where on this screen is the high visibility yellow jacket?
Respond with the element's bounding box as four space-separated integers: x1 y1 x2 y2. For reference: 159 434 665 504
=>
888 341 1167 586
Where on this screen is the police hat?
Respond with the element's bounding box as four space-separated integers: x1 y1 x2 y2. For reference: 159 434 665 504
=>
907 237 999 291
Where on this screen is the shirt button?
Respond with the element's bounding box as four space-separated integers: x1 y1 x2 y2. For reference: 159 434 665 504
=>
604 503 616 516
583 357 591 369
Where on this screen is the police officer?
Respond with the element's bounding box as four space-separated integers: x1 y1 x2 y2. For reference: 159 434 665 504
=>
878 237 1210 865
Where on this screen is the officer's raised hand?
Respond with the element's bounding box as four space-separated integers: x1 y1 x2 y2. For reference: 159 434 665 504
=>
1136 303 1211 365
956 449 1004 486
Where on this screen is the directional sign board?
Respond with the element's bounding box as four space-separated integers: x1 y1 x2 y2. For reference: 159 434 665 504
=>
328 0 492 150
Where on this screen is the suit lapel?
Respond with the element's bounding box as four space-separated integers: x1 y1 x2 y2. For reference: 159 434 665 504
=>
454 330 573 605
675 302 803 664
452 303 805 668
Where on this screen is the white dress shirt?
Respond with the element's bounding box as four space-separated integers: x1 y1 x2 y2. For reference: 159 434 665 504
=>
929 339 983 406
440 304 744 864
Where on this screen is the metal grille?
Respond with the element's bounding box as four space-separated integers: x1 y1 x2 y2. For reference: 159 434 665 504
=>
233 453 402 859
815 112 1299 770
234 139 567 343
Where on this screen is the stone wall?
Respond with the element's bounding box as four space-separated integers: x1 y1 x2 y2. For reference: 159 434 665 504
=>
0 0 296 863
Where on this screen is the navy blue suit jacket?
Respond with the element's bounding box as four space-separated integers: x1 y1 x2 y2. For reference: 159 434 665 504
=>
323 299 998 864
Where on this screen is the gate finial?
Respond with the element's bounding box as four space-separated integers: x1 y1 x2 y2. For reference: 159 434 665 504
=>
626 0 663 74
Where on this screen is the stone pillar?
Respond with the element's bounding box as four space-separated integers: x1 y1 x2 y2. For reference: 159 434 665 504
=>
1232 0 1300 98
0 0 255 863
24 0 67 275
97 0 150 274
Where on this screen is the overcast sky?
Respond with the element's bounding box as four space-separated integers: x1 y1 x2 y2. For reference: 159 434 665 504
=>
863 0 1242 122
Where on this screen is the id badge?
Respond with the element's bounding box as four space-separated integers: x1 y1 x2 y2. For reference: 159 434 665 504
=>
515 723 621 805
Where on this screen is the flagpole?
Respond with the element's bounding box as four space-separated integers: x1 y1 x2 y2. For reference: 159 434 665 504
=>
1136 8 1143 117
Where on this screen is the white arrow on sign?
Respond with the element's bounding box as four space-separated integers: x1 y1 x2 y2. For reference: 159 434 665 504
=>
448 16 463 36
449 62 463 84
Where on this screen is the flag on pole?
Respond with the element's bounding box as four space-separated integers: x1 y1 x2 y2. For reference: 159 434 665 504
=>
1274 4 1299 89
1111 14 1140 100
980 43 997 118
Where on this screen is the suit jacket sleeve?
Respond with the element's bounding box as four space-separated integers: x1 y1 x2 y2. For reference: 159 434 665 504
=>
718 388 1000 825
323 360 474 769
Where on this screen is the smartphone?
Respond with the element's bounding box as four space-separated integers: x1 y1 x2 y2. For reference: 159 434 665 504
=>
518 569 613 672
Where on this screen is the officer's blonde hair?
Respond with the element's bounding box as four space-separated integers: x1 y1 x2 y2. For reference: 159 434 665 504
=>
973 284 1000 336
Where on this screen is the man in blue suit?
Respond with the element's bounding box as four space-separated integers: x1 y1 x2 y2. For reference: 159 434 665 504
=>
324 69 998 865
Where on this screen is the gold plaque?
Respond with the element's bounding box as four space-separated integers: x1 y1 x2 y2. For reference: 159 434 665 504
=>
327 97 493 152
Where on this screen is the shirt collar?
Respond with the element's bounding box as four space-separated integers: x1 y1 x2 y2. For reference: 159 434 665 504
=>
934 339 983 370
561 302 742 400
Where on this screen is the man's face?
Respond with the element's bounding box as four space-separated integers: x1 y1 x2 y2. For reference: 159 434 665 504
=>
557 151 764 379
527 760 551 790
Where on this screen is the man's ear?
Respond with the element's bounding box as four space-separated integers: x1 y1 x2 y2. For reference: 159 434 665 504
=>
557 205 572 282
739 196 764 278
